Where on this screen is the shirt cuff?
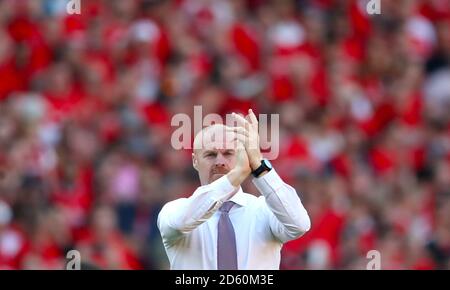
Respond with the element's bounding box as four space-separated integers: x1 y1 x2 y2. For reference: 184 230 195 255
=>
252 169 284 196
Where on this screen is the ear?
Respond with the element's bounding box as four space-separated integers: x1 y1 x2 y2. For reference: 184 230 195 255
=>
192 153 198 171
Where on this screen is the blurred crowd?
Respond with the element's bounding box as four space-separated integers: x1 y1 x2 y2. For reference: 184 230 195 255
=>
1 0 450 269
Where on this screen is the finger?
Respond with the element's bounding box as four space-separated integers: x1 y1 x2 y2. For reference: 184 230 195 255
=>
232 134 249 147
236 132 258 150
232 138 245 154
248 109 258 126
232 133 247 143
226 127 249 137
233 131 253 143
235 139 245 150
232 112 250 129
233 137 245 150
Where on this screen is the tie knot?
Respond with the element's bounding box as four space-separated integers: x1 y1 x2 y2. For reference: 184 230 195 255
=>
219 201 235 213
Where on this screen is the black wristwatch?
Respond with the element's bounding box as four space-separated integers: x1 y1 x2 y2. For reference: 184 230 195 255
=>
251 159 273 178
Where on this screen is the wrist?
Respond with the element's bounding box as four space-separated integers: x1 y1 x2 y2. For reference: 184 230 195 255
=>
250 155 263 171
251 158 273 178
228 166 250 187
239 165 252 177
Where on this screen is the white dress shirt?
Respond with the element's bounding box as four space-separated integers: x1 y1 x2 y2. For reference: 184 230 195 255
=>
157 169 311 270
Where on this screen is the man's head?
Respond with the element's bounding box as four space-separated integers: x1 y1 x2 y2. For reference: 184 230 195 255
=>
192 124 238 185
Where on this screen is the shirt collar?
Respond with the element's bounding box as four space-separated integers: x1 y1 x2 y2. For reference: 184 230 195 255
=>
229 187 248 207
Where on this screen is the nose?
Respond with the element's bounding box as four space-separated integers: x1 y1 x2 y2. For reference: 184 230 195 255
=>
214 153 227 167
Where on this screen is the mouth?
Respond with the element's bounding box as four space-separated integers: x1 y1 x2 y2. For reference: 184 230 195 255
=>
210 170 229 180
209 173 226 182
211 170 229 175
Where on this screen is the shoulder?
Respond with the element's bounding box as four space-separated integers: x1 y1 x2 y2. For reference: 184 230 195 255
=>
158 198 187 217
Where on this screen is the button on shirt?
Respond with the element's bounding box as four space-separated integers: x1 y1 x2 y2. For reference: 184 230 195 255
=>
157 169 311 270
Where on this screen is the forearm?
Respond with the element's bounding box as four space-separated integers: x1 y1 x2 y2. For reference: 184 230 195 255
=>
158 174 238 241
264 184 311 238
253 169 311 240
227 167 250 187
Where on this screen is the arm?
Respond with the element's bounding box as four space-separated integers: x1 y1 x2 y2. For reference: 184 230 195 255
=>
253 169 311 242
157 174 237 246
158 141 251 246
228 109 310 241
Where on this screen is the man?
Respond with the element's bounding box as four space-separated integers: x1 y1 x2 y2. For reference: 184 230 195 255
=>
157 109 310 270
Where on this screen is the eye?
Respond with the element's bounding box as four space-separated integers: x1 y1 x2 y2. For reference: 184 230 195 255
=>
224 151 234 156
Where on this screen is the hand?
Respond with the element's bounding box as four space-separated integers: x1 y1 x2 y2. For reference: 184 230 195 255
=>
227 139 251 187
235 138 251 175
228 109 263 171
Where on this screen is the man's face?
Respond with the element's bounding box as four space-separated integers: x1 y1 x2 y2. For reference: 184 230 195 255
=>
192 126 238 185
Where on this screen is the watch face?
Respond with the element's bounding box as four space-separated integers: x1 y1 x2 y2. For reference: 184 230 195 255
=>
263 159 273 170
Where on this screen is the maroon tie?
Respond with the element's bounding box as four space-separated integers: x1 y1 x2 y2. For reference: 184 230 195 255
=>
217 201 238 270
